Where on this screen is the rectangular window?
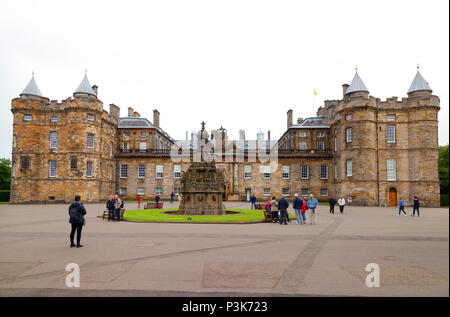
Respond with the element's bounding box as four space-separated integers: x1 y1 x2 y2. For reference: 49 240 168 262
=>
282 165 290 179
123 141 129 150
49 160 57 177
346 114 352 121
49 132 58 149
110 142 113 156
334 136 337 152
70 157 77 169
174 164 181 178
120 187 127 195
320 165 328 179
140 132 146 137
123 131 130 137
320 188 328 196
346 160 353 177
301 189 309 197
299 132 307 137
20 156 30 170
99 162 102 178
87 134 94 148
282 188 290 196
23 114 32 121
50 116 58 123
387 125 396 143
139 142 147 150
301 165 309 179
156 164 163 178
264 188 270 196
244 165 252 179
138 164 145 178
109 165 113 181
299 142 307 150
137 188 145 195
120 164 128 178
86 162 93 177
174 188 181 195
387 159 397 181
334 163 337 180
13 135 17 148
386 115 395 121
262 165 271 179
317 132 324 138
87 114 95 121
156 187 163 195
346 128 352 142
317 142 325 150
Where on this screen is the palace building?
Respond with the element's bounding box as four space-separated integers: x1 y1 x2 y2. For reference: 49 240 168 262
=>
9 69 440 206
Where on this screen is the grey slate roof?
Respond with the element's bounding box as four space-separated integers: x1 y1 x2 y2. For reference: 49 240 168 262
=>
291 117 329 128
119 117 175 142
20 74 45 97
74 73 97 96
407 70 432 94
345 71 369 95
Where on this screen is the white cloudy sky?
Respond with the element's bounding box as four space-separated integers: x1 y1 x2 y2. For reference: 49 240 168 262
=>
0 0 448 159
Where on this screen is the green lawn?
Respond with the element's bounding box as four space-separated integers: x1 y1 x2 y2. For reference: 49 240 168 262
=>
122 208 295 223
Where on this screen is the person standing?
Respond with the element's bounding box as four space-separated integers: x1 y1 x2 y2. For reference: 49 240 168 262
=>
250 194 257 210
114 194 122 221
137 195 142 208
412 196 420 217
300 199 307 224
329 197 336 214
338 196 345 214
68 195 87 248
155 194 160 206
307 194 318 224
170 192 175 204
278 196 289 225
270 196 279 223
397 198 406 216
293 193 304 225
106 195 115 221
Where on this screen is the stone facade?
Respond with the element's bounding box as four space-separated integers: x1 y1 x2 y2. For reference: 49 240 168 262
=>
10 71 440 206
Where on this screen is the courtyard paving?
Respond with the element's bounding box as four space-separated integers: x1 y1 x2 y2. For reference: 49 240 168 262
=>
0 201 448 296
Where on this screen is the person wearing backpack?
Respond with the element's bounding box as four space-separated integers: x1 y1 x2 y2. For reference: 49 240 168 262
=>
68 195 87 248
114 194 122 221
106 195 115 222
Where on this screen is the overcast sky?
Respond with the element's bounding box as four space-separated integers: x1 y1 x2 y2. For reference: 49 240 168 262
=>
0 0 448 159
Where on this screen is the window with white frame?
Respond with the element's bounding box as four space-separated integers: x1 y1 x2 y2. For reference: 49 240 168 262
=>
120 187 127 195
50 116 58 123
139 142 147 150
346 114 352 120
346 128 352 142
86 162 93 177
156 164 163 178
110 142 113 156
120 164 128 178
156 187 163 195
320 188 328 196
174 188 181 195
137 188 145 195
244 165 252 179
346 160 352 177
386 115 395 121
109 165 113 181
282 165 290 179
301 165 309 179
138 164 145 178
24 114 32 121
334 136 337 152
299 142 307 150
87 134 94 148
320 165 328 179
263 188 270 196
87 114 95 121
49 160 57 177
174 164 181 178
317 132 324 138
387 125 396 143
301 188 309 196
299 132 307 137
282 188 290 196
140 132 146 137
317 142 325 150
262 165 271 179
122 141 129 150
49 132 58 149
387 159 396 181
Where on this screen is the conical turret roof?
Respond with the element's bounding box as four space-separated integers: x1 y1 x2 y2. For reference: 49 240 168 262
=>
20 74 45 97
74 73 97 96
407 70 432 94
345 71 369 95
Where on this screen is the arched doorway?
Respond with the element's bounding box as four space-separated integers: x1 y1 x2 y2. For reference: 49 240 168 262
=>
388 187 398 206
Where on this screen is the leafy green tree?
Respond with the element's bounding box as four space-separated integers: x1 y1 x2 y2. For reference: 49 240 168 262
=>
0 158 11 190
439 145 449 195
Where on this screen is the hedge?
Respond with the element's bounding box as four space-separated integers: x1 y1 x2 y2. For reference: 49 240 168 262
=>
0 190 10 202
441 194 449 207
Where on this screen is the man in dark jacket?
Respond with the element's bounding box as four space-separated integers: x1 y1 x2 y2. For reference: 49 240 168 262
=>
68 195 87 248
106 195 115 221
278 196 289 225
329 197 336 214
250 194 257 209
293 194 304 224
412 196 420 217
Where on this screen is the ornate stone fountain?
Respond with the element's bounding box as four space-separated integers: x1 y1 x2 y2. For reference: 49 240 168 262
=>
178 122 226 215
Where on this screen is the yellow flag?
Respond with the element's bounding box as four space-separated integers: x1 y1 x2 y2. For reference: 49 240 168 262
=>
314 89 318 96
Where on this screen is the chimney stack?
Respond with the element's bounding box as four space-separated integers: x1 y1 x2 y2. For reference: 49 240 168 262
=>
109 104 120 120
185 131 188 140
287 109 293 129
153 109 160 128
297 117 304 124
267 130 271 140
133 111 140 118
128 107 134 117
92 85 98 96
342 84 349 98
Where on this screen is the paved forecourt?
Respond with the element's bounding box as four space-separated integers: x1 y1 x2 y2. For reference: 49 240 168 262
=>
0 201 448 296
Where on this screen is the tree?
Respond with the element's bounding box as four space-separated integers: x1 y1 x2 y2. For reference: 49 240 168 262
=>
0 158 11 190
439 145 449 195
